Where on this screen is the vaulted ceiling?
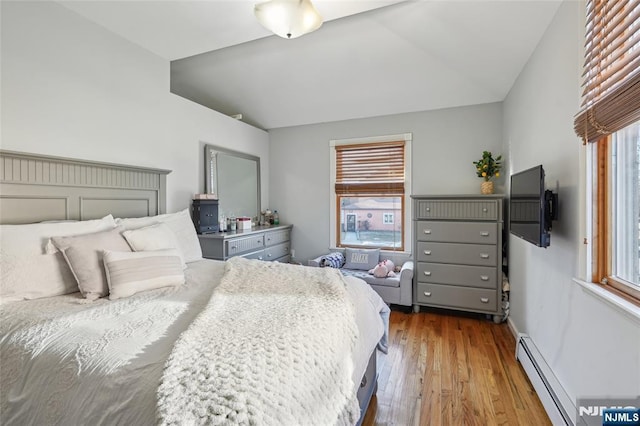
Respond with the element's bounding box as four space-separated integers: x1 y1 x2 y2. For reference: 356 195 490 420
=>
60 0 562 130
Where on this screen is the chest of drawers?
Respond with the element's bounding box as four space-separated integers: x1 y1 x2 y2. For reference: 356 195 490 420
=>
198 224 292 262
412 195 503 322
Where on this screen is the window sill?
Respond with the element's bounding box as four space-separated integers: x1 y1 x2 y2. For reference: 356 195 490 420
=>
572 278 640 324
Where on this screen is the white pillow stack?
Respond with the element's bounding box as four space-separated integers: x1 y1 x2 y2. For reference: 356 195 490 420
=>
122 223 186 268
116 209 202 263
0 215 117 302
0 209 202 303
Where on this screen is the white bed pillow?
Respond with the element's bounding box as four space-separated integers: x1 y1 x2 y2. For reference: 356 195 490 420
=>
103 249 185 300
51 227 132 300
115 209 202 263
121 223 185 267
0 215 117 302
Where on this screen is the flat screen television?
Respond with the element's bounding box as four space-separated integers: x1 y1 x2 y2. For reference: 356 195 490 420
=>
509 165 557 248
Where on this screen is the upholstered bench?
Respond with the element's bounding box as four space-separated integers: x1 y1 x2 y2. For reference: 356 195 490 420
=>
308 249 413 307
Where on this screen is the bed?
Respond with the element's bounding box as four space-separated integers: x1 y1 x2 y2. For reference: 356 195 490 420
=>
0 150 389 425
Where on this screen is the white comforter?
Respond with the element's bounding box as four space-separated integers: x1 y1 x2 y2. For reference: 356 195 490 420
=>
0 259 388 425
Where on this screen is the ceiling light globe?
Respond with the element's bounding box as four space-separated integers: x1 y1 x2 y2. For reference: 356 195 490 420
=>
255 0 323 39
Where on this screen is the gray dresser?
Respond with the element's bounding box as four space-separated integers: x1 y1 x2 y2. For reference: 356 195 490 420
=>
412 195 503 322
198 224 292 262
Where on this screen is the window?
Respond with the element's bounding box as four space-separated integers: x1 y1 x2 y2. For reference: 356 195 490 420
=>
330 134 412 252
593 123 640 300
611 125 640 289
574 0 640 302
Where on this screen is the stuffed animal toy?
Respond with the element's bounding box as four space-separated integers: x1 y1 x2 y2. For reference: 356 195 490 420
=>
369 259 396 278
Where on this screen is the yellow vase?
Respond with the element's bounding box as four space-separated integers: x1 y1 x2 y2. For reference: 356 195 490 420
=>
481 181 494 195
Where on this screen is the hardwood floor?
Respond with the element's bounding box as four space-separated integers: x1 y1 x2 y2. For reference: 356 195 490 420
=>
361 308 551 426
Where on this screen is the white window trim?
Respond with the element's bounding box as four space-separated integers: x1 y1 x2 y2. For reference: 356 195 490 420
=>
573 278 640 324
383 213 394 225
329 133 412 254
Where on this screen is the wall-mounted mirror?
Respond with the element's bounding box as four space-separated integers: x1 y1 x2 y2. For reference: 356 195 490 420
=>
205 144 261 221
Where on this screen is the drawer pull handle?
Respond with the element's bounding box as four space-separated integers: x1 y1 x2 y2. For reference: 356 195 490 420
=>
426 207 431 212
267 254 272 257
423 271 432 276
480 231 490 236
480 253 490 259
231 246 237 250
423 292 432 297
480 275 489 281
424 250 432 255
482 208 488 213
480 297 489 303
423 229 432 234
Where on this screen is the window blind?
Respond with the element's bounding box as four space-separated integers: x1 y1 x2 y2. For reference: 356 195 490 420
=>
335 141 405 195
574 0 640 143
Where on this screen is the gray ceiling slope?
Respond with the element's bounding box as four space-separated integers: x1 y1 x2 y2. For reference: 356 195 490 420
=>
59 0 404 60
170 1 561 130
60 0 561 130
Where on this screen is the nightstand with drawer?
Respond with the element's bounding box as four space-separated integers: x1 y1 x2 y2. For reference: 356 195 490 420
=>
198 224 292 262
412 195 503 322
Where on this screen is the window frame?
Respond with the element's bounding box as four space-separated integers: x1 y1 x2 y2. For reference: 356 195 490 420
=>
329 133 412 253
592 134 640 304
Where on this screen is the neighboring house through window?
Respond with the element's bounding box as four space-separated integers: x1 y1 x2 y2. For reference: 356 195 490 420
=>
330 134 412 252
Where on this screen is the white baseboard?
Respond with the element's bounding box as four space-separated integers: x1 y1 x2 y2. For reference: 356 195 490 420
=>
507 317 518 339
515 334 576 426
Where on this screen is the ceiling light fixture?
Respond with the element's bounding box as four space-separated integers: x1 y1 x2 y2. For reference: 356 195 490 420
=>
254 0 323 39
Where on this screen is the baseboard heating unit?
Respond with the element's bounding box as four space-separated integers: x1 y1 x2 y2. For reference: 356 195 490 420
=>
516 334 575 426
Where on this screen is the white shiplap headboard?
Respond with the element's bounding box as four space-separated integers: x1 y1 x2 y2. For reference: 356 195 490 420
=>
0 150 171 224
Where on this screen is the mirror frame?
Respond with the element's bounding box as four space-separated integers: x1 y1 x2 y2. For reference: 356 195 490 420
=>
205 144 261 220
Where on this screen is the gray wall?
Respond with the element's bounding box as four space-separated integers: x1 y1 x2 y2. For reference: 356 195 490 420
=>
269 103 503 262
7 0 637 414
1 1 270 213
504 0 639 413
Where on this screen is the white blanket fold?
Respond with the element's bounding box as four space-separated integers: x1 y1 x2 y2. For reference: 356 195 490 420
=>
157 257 361 426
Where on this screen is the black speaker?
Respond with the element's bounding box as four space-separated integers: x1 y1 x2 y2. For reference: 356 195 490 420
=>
192 199 219 234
